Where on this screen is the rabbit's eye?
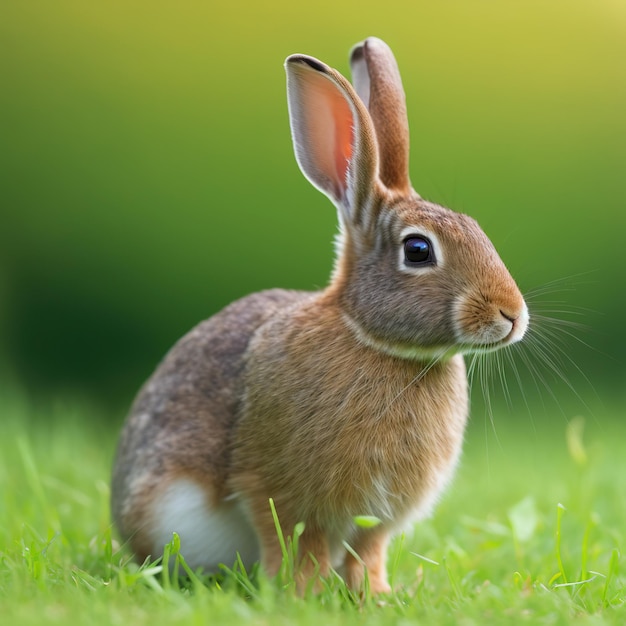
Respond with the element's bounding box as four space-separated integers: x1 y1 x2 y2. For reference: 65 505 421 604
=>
404 237 432 264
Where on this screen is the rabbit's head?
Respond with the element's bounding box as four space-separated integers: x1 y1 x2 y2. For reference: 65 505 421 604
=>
286 37 528 360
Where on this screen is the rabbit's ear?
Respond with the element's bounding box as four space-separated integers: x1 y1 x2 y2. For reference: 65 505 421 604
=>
285 55 379 225
350 38 411 194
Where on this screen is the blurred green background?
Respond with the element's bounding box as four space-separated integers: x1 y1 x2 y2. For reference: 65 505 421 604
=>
1 1 624 413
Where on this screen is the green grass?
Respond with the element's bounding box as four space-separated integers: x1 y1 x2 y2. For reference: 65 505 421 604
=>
1 395 625 625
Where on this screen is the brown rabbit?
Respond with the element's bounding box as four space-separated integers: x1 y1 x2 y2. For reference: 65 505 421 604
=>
111 37 528 594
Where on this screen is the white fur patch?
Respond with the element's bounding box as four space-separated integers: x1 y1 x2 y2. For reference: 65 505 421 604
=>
149 479 259 572
511 302 530 343
342 311 457 361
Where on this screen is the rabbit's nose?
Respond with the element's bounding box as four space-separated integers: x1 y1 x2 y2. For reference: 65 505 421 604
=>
499 309 517 323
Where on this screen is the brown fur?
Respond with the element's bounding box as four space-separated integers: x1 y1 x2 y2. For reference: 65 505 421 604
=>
230 288 468 589
111 37 527 594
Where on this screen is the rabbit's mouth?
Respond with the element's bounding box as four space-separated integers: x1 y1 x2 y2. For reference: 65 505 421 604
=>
453 296 529 352
458 308 529 354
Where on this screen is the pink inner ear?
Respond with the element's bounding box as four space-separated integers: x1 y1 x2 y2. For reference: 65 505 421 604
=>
330 96 354 198
288 61 360 203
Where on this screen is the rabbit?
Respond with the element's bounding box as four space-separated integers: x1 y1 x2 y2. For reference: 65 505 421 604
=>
111 36 529 595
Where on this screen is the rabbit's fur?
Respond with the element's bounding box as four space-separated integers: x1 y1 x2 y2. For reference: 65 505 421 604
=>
111 37 528 594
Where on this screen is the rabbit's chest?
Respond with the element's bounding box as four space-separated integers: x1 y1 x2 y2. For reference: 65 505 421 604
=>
323 395 466 524
235 326 469 526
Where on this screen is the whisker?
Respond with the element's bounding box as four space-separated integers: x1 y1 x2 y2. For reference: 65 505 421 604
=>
477 353 497 431
531 314 590 331
495 349 513 409
523 271 599 299
533 321 593 353
515 344 562 414
531 308 590 318
522 333 594 415
504 347 536 431
528 326 601 404
379 354 442 417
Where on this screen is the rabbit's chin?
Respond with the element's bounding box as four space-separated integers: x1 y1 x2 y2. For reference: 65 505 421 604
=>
342 312 460 361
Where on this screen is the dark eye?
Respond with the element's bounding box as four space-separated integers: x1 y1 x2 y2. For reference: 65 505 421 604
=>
404 236 432 264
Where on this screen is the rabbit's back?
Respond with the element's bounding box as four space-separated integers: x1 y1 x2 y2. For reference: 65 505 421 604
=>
110 288 308 554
